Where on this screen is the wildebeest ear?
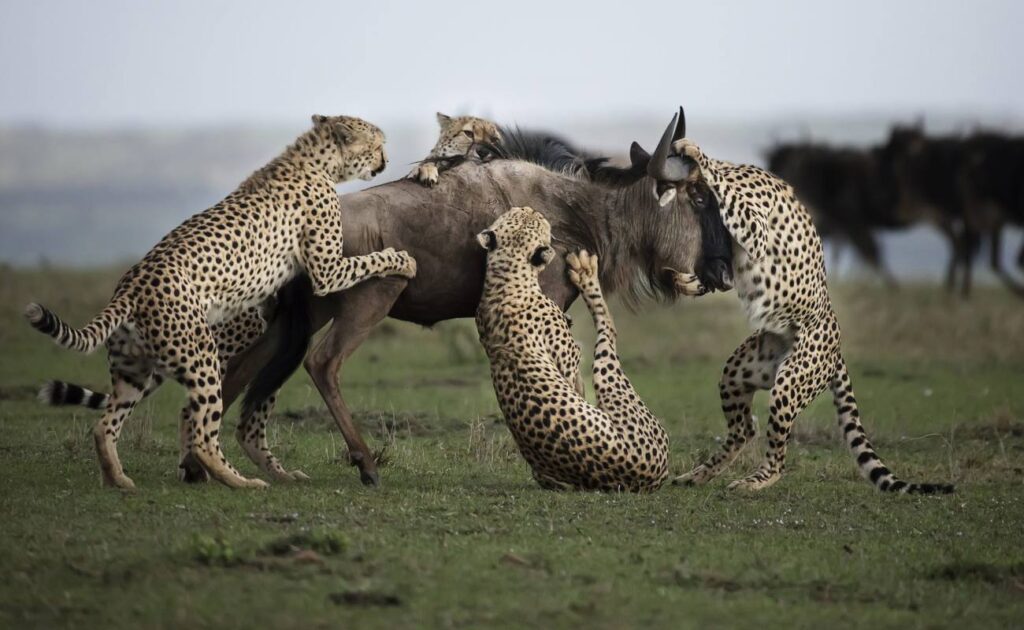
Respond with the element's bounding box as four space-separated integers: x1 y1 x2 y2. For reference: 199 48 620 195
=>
436 112 452 127
629 141 651 167
530 245 555 267
476 229 497 251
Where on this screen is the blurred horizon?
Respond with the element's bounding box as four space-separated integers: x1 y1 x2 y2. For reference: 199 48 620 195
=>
1 0 1022 278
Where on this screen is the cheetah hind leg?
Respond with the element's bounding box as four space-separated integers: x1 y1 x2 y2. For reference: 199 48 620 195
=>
534 470 576 491
674 332 788 488
726 332 831 492
236 393 310 482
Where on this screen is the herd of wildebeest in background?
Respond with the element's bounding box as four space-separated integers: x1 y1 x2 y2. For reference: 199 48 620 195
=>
768 123 1024 296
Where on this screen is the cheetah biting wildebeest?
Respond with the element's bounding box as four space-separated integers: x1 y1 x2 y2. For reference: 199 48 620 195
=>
24 115 417 489
408 113 502 187
636 109 953 494
475 206 669 492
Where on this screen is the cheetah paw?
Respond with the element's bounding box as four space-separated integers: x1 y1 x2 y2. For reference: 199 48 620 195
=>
671 464 714 487
664 268 708 297
275 469 310 483
409 163 439 187
566 249 599 289
726 470 781 492
386 249 417 279
671 138 703 162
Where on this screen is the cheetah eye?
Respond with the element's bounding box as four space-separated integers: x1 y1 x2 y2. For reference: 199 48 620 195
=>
462 130 474 139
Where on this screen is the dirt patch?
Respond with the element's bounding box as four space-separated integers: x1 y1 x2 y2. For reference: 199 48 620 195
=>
328 591 402 607
926 561 1024 584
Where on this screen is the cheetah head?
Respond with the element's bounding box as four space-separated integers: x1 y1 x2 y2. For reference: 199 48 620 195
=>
433 113 502 161
477 206 555 275
311 114 388 183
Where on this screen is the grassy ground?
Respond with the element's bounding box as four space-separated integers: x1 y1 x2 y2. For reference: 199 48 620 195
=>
0 266 1022 629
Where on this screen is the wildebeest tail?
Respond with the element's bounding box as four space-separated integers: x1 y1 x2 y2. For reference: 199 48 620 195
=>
24 295 130 354
832 357 954 495
242 275 314 419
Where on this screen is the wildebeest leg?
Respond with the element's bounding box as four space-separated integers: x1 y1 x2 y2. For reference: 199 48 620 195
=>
846 227 897 288
959 227 982 298
989 224 1024 297
939 222 962 293
304 277 410 487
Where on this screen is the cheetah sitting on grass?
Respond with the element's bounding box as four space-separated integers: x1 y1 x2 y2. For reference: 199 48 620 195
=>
475 206 669 492
24 115 417 490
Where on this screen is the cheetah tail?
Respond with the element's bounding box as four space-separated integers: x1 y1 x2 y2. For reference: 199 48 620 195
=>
23 295 131 354
831 357 954 495
38 380 109 410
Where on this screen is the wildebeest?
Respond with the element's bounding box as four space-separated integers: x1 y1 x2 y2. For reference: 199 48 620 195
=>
210 128 735 486
765 142 906 284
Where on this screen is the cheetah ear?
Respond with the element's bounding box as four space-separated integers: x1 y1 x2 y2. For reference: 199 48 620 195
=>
530 245 555 267
476 229 497 251
436 112 452 128
311 114 329 127
332 120 357 146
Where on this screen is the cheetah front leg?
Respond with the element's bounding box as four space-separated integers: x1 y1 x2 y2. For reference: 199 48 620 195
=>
671 138 769 263
301 201 417 297
673 331 788 487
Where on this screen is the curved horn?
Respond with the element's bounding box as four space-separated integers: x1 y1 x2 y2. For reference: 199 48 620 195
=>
674 106 686 142
648 112 678 180
648 112 692 183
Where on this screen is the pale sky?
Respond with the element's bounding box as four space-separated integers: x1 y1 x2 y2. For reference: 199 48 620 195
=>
1 0 1021 128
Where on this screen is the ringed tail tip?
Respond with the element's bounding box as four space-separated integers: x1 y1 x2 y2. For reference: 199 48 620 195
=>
24 303 45 325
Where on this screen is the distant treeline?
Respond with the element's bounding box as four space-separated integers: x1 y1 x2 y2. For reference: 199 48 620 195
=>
768 126 1024 296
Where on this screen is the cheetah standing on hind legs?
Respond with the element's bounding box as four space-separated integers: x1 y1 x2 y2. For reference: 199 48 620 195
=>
24 115 417 490
475 206 669 492
639 109 953 494
408 113 501 187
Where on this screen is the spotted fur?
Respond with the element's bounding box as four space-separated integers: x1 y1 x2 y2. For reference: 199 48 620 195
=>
408 113 501 187
665 138 953 494
24 115 417 490
475 206 669 492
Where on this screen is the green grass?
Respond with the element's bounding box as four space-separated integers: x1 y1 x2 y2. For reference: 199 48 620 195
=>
1 266 1022 629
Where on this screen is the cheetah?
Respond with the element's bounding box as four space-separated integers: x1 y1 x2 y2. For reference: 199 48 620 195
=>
475 206 669 492
644 110 952 494
408 113 501 187
24 115 417 490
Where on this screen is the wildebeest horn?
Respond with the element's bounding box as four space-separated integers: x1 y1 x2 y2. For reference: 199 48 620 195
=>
648 112 691 182
674 106 686 141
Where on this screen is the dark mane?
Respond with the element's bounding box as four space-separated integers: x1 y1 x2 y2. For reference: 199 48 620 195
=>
481 126 609 178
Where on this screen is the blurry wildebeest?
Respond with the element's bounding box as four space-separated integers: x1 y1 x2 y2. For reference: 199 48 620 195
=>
766 142 906 284
958 131 1024 295
218 128 733 485
881 124 1024 296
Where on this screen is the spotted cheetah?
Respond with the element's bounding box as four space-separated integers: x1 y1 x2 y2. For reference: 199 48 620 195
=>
475 206 669 492
408 113 501 187
645 111 952 494
24 115 417 490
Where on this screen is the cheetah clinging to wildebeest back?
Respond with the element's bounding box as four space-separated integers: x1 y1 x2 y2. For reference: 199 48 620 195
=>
628 109 953 494
24 114 417 490
475 206 669 492
408 113 502 187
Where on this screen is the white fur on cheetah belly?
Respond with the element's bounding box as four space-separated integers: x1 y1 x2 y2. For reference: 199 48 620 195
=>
732 250 786 334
